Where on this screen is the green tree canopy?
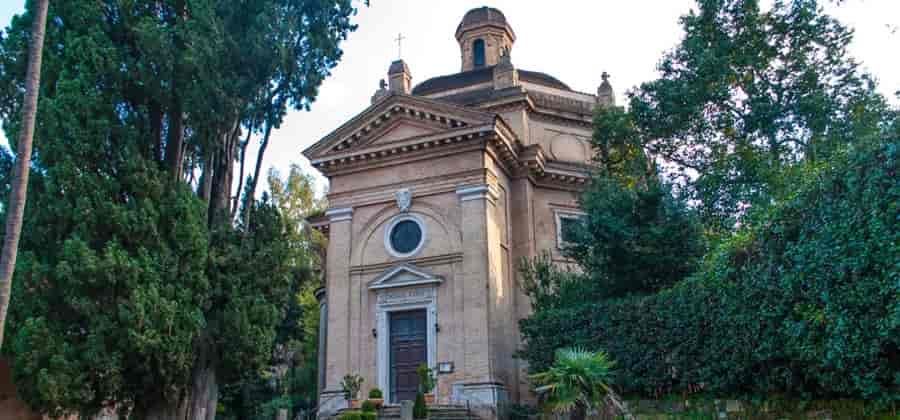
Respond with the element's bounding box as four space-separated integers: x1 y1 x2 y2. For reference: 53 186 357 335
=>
0 0 359 417
518 0 899 405
629 0 895 232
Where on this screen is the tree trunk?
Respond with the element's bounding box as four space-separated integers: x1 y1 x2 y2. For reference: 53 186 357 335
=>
0 0 49 349
210 123 238 223
142 400 181 420
165 105 185 180
138 343 219 420
243 120 274 229
183 334 219 420
198 147 214 203
232 122 252 216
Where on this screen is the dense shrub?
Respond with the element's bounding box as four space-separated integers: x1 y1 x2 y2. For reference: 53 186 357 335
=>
567 174 706 299
519 143 899 400
368 388 383 399
339 410 362 420
413 392 428 419
360 400 377 413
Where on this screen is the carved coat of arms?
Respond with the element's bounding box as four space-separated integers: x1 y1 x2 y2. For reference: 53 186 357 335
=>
395 188 412 213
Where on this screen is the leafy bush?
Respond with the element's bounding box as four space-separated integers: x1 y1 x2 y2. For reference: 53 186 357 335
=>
341 374 364 399
519 143 900 400
413 392 428 419
368 388 383 399
567 173 706 298
530 348 630 417
499 402 538 420
360 400 377 413
339 410 361 420
417 364 435 394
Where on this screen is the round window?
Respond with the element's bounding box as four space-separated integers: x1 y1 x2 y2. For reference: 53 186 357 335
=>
385 216 425 257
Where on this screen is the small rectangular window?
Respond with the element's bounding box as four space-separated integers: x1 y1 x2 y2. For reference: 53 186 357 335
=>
473 39 486 68
555 211 585 249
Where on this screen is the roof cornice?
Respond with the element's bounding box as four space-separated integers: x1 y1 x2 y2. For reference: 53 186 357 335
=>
303 93 496 160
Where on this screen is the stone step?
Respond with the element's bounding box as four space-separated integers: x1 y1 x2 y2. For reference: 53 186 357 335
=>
374 404 474 420
377 416 474 420
428 412 472 418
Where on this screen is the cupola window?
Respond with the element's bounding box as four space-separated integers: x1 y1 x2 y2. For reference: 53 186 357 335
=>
473 39 486 68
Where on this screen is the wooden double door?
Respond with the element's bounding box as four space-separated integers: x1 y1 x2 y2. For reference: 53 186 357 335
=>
389 309 427 403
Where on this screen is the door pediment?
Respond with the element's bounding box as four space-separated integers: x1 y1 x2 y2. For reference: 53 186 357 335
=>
368 263 443 290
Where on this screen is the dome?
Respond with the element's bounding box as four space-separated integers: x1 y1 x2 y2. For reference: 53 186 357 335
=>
411 66 571 96
460 7 507 28
455 6 515 40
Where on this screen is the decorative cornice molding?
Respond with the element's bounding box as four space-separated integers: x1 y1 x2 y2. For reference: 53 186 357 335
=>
325 207 353 222
350 252 463 275
456 184 499 202
310 124 495 174
328 169 486 208
303 93 496 160
529 90 596 117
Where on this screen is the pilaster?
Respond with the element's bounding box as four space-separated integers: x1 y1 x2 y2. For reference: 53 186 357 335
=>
320 206 353 415
454 184 507 409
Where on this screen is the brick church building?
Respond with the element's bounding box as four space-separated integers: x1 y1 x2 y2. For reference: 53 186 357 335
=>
304 6 615 417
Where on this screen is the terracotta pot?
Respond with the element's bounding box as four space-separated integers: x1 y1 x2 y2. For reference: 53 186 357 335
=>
349 399 360 409
368 398 384 409
424 394 435 405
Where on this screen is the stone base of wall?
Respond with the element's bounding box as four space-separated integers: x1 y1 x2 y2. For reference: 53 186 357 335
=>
449 382 508 419
319 390 350 419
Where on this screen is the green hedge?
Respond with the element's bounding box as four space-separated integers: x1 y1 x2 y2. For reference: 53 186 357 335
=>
519 143 900 401
339 411 361 420
360 400 376 413
413 392 428 419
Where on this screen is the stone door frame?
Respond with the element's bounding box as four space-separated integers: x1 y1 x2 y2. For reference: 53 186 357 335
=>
375 286 437 404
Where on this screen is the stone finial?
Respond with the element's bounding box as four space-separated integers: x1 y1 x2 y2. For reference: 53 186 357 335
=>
597 71 616 107
493 46 518 90
388 59 412 95
371 78 389 104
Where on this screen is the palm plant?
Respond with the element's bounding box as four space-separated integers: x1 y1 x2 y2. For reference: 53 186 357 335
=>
530 348 633 420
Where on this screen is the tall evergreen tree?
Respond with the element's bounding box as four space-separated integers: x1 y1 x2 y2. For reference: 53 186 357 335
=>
217 165 325 419
0 1 358 418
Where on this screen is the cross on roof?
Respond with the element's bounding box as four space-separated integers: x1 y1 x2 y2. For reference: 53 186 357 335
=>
395 33 406 59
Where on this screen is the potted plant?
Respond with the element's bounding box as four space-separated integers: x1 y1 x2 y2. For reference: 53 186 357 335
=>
417 364 436 404
413 391 428 419
341 373 364 409
367 388 384 408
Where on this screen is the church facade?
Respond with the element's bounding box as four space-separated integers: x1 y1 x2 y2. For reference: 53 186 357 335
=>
304 7 614 416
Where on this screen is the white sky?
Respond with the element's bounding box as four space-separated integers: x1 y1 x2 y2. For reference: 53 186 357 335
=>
1 1 898 197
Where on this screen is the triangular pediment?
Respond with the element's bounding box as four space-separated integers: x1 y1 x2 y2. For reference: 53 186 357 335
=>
368 263 443 290
303 93 495 161
359 119 441 149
